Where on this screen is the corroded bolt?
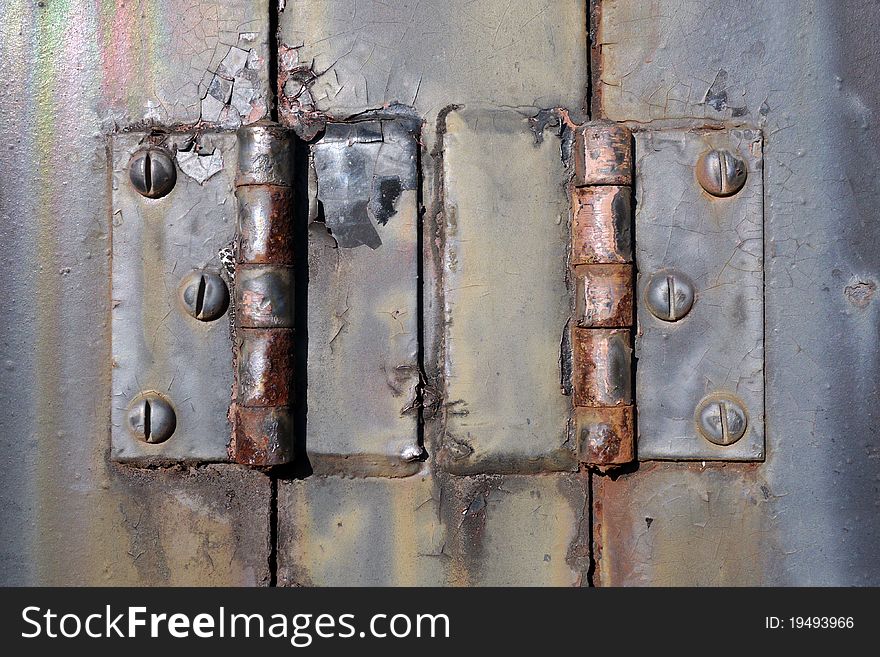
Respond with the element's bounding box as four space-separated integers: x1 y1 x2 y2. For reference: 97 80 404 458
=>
696 394 748 446
179 271 229 321
645 270 695 322
696 149 747 197
129 148 177 198
128 393 176 444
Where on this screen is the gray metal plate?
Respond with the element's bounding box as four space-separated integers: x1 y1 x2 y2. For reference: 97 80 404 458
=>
635 129 764 461
111 132 236 463
305 116 421 476
438 109 575 474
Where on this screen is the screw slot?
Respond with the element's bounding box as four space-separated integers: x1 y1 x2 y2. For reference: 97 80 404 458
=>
179 270 229 321
129 148 176 199
128 393 176 444
695 394 748 446
645 269 695 322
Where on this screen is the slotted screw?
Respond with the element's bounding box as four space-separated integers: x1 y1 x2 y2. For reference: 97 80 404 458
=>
696 394 748 446
645 269 695 322
129 148 177 198
179 271 229 321
696 149 747 197
128 393 176 444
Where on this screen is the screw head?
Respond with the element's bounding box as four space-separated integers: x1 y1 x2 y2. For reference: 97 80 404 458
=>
645 269 695 322
128 393 176 444
128 148 177 199
696 149 747 197
179 271 229 321
696 394 748 446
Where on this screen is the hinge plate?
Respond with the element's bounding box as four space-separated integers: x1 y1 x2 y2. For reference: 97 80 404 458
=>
111 132 236 463
635 129 765 461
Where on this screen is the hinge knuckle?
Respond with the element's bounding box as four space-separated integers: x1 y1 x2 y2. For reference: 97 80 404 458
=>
230 123 295 467
570 122 635 470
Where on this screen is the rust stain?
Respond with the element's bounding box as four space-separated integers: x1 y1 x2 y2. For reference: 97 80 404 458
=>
571 327 632 407
571 185 632 264
573 121 632 186
236 186 294 263
237 328 294 407
574 263 633 327
574 406 634 469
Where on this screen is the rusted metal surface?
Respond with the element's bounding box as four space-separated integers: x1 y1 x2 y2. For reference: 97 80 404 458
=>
232 406 295 467
573 121 633 186
236 122 292 185
237 329 295 407
634 129 764 462
594 0 880 584
278 470 590 586
230 123 295 467
571 186 633 265
568 123 635 470
574 406 634 468
236 186 294 263
594 463 769 586
571 327 632 408
574 264 633 327
110 132 236 463
234 264 295 327
436 109 575 475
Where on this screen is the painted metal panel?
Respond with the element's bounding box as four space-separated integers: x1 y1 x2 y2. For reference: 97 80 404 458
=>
278 0 588 122
278 470 589 586
0 1 271 585
594 0 880 584
437 109 575 474
304 116 422 476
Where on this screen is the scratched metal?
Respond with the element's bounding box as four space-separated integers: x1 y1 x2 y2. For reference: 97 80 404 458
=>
595 0 880 584
304 117 421 476
0 1 271 584
111 132 236 463
278 0 588 129
98 0 270 128
437 109 575 474
278 470 589 586
635 129 764 461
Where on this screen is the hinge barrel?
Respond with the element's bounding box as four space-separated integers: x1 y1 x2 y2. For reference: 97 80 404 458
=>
570 121 635 470
230 122 295 467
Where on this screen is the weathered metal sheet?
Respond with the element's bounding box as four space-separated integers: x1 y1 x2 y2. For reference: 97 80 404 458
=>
0 1 272 584
111 132 236 463
595 0 880 584
98 0 272 127
278 470 589 586
635 129 764 461
437 109 575 474
594 463 769 586
278 0 588 124
303 115 421 476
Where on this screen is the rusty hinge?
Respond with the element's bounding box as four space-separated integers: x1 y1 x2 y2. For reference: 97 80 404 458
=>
566 121 765 465
569 122 635 470
229 122 295 467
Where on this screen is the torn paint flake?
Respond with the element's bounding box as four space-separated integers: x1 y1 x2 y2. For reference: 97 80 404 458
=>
199 44 268 127
217 46 250 79
278 44 326 140
312 111 420 249
176 146 224 185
